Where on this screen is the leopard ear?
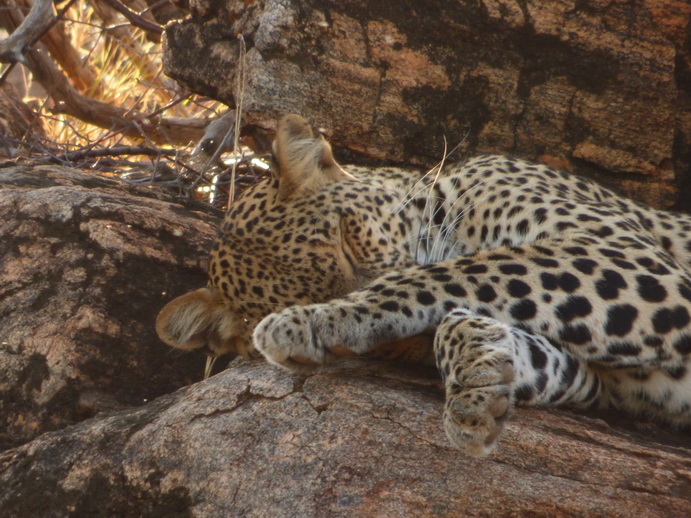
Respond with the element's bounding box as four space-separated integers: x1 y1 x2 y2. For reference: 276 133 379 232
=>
156 287 249 358
273 114 355 200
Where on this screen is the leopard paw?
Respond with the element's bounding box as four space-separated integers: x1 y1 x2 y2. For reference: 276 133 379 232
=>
252 305 331 371
443 357 514 456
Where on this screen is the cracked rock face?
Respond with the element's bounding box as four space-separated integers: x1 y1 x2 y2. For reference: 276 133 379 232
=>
163 0 691 211
1 360 689 517
0 165 218 450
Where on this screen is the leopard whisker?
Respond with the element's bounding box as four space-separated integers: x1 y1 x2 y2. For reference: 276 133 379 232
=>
204 355 218 380
394 136 466 214
417 181 491 263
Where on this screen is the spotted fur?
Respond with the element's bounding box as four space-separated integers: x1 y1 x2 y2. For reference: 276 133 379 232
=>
158 114 691 455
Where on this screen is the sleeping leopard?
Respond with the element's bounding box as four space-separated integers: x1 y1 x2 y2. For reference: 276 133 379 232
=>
157 114 691 456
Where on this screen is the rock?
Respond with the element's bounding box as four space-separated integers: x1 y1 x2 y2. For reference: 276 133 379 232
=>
0 359 689 517
163 0 691 211
0 164 220 450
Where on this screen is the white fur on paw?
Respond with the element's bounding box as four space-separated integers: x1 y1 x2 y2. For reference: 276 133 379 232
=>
253 307 326 369
443 358 514 456
444 386 512 456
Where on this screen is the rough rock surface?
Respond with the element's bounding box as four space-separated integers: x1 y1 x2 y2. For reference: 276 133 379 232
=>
1 359 689 517
164 0 691 210
0 164 219 450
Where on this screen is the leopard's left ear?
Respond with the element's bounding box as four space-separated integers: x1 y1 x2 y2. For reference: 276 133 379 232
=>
273 114 355 200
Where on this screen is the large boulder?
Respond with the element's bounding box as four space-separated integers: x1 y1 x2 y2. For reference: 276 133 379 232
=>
163 0 691 211
0 166 688 516
0 164 219 450
0 359 689 517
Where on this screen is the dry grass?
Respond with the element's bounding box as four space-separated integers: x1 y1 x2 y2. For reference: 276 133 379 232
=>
0 1 272 210
17 1 220 151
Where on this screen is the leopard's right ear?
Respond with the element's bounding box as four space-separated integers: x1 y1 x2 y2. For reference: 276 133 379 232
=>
156 287 248 357
272 114 355 200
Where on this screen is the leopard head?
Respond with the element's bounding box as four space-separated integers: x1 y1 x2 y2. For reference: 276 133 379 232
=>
156 114 416 360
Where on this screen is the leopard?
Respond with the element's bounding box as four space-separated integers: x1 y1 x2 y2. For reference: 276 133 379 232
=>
157 114 691 456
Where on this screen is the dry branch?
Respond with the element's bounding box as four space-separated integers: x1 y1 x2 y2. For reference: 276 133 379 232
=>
48 144 172 162
0 0 220 158
25 45 208 146
102 0 163 39
0 0 55 64
88 0 169 97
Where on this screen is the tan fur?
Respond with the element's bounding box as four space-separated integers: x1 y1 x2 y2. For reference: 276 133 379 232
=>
156 287 247 356
156 115 361 357
155 114 691 447
273 114 355 200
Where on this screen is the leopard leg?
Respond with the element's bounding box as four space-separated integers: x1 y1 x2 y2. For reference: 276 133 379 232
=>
436 309 602 456
596 364 691 428
434 310 515 456
253 299 431 371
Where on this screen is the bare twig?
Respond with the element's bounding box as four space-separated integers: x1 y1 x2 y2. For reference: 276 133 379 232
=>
22 43 208 145
0 0 55 64
0 0 82 90
89 0 168 95
36 0 101 94
84 94 203 150
0 0 227 183
36 143 204 179
55 144 171 162
139 0 175 17
230 34 247 206
101 0 163 38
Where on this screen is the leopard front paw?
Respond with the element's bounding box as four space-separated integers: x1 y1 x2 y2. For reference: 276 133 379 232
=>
253 304 348 371
443 357 514 456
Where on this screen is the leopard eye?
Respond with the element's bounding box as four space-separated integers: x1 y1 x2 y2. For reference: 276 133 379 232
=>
200 138 216 153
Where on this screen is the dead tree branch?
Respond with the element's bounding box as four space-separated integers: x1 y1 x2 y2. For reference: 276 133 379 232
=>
25 45 208 145
42 144 174 164
0 0 55 64
102 0 164 39
0 0 219 156
88 1 170 97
